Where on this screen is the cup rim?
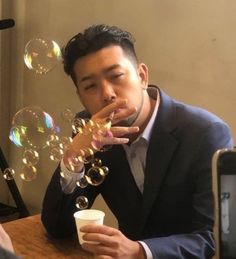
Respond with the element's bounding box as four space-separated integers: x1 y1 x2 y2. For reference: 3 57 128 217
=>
73 209 105 220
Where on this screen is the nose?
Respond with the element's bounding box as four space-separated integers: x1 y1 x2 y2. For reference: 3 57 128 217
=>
100 81 116 104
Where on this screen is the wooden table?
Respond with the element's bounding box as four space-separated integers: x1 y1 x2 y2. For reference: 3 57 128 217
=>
3 214 93 259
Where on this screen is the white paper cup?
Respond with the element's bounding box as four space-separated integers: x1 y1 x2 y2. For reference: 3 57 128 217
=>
73 209 105 244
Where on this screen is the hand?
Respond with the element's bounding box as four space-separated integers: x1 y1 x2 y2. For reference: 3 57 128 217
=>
80 224 146 259
0 224 14 253
80 98 140 148
63 99 139 171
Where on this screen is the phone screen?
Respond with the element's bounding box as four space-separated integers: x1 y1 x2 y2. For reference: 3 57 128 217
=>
218 151 236 259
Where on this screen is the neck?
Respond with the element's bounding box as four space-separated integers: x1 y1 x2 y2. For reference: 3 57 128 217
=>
128 92 156 142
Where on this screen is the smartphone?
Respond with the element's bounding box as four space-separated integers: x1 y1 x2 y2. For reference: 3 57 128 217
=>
212 148 236 259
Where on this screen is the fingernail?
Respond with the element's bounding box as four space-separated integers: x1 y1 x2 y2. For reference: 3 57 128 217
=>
123 138 129 143
105 130 113 138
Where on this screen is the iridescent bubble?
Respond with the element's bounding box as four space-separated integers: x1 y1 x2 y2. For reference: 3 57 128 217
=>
20 165 37 181
22 149 39 166
72 118 88 133
67 155 81 172
75 196 89 209
76 177 88 189
49 147 64 162
101 166 109 176
46 134 60 148
59 136 72 151
3 168 15 180
9 126 26 148
9 106 58 150
91 158 102 167
24 38 62 74
85 167 105 186
78 148 94 164
61 108 75 123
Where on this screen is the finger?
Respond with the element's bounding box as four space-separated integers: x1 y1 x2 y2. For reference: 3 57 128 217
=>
112 106 137 125
80 225 119 248
82 233 110 245
111 126 139 137
82 241 116 256
92 134 129 146
95 256 113 259
80 224 117 235
94 99 129 119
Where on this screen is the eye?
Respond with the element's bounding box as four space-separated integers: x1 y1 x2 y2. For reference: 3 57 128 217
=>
110 73 124 80
84 83 96 90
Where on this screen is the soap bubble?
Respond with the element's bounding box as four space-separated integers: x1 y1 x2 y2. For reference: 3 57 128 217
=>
85 167 105 186
49 147 64 162
66 155 81 172
78 148 94 164
22 149 39 166
101 166 109 176
59 136 72 151
46 134 60 148
24 38 62 74
3 168 15 180
72 118 89 134
75 196 89 209
61 108 75 123
76 177 88 189
20 165 37 182
9 106 59 150
91 158 102 167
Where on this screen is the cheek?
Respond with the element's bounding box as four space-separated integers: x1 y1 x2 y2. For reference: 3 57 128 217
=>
126 86 143 105
80 95 101 114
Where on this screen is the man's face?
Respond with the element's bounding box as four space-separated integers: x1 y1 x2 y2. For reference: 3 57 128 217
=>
73 45 148 126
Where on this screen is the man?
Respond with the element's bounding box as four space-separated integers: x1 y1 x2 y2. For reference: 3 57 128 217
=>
0 224 19 259
41 24 233 258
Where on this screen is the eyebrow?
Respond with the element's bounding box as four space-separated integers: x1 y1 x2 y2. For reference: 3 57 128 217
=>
78 64 122 84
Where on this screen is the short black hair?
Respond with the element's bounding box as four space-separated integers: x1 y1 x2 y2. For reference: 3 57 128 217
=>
62 24 138 85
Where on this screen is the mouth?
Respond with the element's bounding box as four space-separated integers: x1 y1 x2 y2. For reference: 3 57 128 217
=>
115 112 138 127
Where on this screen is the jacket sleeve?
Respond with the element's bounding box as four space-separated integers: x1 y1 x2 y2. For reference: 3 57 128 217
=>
41 164 99 238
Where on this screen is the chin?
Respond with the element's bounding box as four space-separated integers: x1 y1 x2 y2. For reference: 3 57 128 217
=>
116 113 138 127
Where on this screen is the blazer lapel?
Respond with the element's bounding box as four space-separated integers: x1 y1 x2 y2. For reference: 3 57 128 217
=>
140 87 179 231
141 132 178 228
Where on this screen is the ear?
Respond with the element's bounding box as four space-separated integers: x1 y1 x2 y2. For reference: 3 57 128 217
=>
138 63 148 89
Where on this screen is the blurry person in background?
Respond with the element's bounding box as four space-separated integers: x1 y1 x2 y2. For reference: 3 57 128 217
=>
0 224 19 259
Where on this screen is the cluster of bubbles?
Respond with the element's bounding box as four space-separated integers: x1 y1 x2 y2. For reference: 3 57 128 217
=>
5 106 60 181
73 157 109 210
2 37 63 181
1 37 111 210
3 106 74 181
60 109 111 210
2 105 111 210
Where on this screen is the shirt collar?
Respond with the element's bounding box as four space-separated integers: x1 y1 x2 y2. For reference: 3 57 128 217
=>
141 87 160 142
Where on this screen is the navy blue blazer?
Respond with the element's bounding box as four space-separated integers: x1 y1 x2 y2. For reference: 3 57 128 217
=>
42 87 233 258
